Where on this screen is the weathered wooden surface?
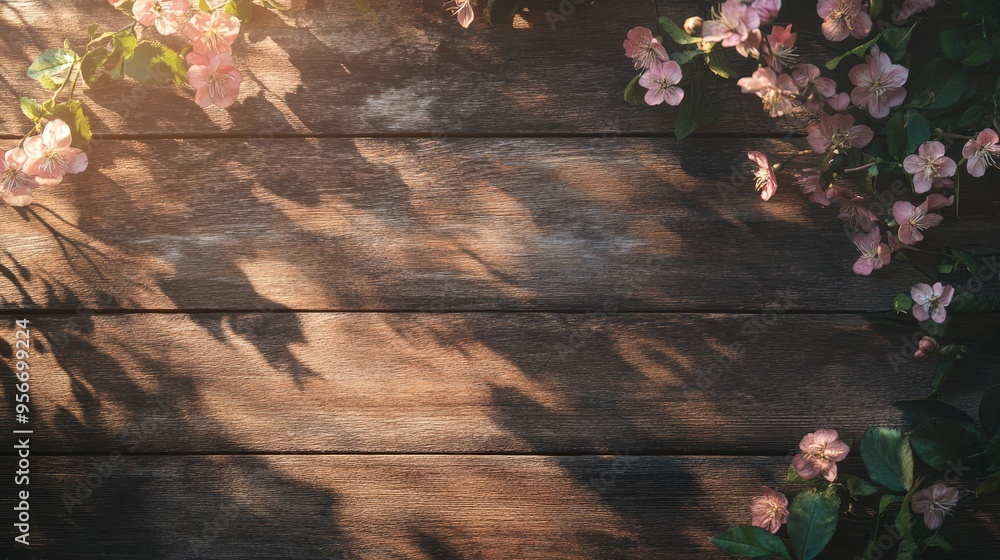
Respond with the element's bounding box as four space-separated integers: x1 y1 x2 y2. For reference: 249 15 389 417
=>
0 0 824 136
1 313 993 454
17 455 1000 558
1 138 996 312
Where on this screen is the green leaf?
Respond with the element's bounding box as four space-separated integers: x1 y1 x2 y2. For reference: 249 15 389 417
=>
894 477 924 553
984 436 1000 472
113 0 135 14
27 48 76 86
923 535 953 552
909 418 984 470
674 98 697 140
87 23 99 40
826 33 881 70
957 105 985 128
670 50 701 65
705 44 735 79
787 463 814 483
710 526 792 559
869 0 882 16
886 112 906 159
980 385 1000 437
881 25 915 62
976 472 1000 496
928 70 971 110
224 0 254 22
352 0 378 21
658 16 700 45
929 358 956 398
787 488 840 560
893 399 980 435
893 293 914 312
624 73 645 106
878 494 902 516
80 48 109 88
940 30 966 61
843 474 879 498
905 110 931 155
962 38 993 66
42 100 92 149
861 427 914 492
123 41 188 86
19 97 41 123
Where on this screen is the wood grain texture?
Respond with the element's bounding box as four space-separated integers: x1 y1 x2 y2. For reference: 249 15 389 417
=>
7 455 998 558
0 0 830 136
1 313 994 454
1 138 997 312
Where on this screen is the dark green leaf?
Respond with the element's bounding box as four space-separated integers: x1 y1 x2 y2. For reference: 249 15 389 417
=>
984 436 1000 472
894 293 914 312
928 70 971 110
80 48 109 88
909 418 984 470
881 25 915 62
19 97 41 123
787 463 813 483
976 472 1000 496
787 488 840 560
674 98 697 140
894 399 980 435
224 0 253 22
940 30 965 61
658 16 700 45
671 50 701 65
710 525 793 559
929 358 956 398
962 38 993 66
879 494 902 516
886 112 906 159
705 45 735 79
123 41 188 86
861 427 914 492
27 48 76 86
624 73 645 106
980 385 1000 437
905 110 931 154
826 33 881 70
843 474 879 498
923 535 953 552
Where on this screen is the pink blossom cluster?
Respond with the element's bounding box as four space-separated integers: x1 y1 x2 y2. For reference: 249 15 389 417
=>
110 0 244 108
623 27 684 107
1 120 87 206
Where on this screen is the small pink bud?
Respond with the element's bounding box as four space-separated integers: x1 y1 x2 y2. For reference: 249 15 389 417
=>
914 336 938 358
684 17 703 36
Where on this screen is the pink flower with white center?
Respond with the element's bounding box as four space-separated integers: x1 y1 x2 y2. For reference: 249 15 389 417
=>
748 151 777 201
893 0 936 24
818 0 872 42
752 0 782 25
796 168 832 206
806 113 874 153
910 282 954 323
188 54 243 108
925 193 954 211
738 67 798 117
750 486 788 534
623 27 668 71
132 0 190 36
793 64 836 112
903 141 956 194
22 119 88 181
837 195 878 232
852 228 890 276
913 336 938 358
702 0 761 48
912 483 960 530
184 10 240 56
849 46 908 119
447 0 474 28
736 29 763 59
0 149 40 207
763 25 797 71
793 429 850 482
893 200 942 245
827 92 851 111
639 61 684 107
961 128 1000 177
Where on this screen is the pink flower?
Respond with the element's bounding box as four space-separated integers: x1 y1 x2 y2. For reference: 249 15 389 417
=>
806 113 874 153
961 128 1000 178
0 149 41 207
752 0 782 25
132 0 190 36
837 195 878 231
893 0 936 24
796 168 832 206
793 429 850 482
702 0 761 48
447 0 474 28
911 483 959 529
852 228 890 276
748 151 777 201
639 61 684 106
903 141 957 194
763 25 797 71
623 26 668 70
827 92 851 111
184 10 240 56
736 29 763 59
818 0 872 42
925 193 954 211
188 54 243 108
22 119 88 181
892 200 942 245
793 64 836 112
750 486 788 534
849 47 908 119
738 67 798 117
910 282 954 323
913 336 938 358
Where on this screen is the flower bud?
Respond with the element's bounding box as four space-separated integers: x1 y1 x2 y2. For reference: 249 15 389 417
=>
913 336 938 358
684 17 703 37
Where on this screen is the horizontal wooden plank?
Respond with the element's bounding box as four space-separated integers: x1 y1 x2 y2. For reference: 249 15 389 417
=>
0 0 828 136
1 138 997 312
0 313 993 454
6 455 998 558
